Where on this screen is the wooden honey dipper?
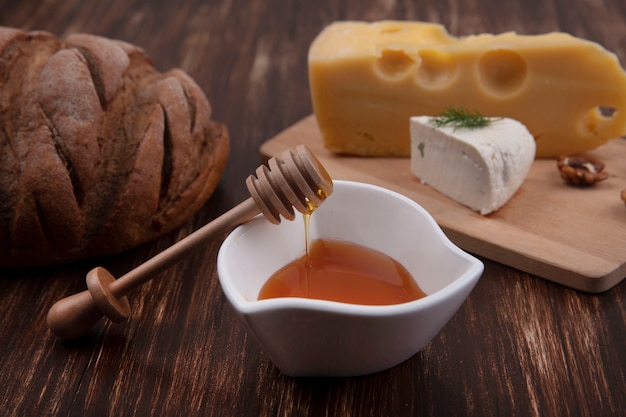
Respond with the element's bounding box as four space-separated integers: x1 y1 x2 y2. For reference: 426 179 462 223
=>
47 145 333 340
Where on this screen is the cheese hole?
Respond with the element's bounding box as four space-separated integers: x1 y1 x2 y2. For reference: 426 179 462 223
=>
415 50 458 89
580 106 618 136
477 49 527 97
374 48 417 80
598 106 617 117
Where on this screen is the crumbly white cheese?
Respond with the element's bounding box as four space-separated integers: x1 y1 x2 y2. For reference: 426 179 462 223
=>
410 116 536 215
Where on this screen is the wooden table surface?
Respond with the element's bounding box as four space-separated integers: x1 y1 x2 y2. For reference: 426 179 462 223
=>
1 0 625 416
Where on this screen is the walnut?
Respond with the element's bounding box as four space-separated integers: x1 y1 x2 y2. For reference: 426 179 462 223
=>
557 155 609 186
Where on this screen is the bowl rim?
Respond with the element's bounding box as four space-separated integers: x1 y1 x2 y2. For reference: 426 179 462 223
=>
217 180 484 316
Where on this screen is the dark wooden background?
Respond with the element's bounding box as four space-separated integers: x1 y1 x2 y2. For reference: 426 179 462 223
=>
1 0 625 416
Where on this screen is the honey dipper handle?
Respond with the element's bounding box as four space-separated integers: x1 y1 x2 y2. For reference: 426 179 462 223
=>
112 197 260 294
47 267 132 340
47 198 260 340
48 145 334 340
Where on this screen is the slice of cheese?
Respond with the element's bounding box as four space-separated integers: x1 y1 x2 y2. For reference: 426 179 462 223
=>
308 21 626 158
410 116 536 215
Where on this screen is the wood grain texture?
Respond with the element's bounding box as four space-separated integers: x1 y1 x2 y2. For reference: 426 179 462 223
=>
0 0 625 416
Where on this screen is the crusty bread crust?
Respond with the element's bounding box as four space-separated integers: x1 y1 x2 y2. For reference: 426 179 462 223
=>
0 28 229 268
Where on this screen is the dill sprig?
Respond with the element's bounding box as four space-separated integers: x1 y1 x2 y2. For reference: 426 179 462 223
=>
430 106 494 131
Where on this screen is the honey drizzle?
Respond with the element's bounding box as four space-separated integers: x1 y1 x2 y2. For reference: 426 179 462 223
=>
303 188 327 267
303 189 327 297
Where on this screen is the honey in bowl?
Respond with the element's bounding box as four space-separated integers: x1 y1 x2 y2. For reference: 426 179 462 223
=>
258 238 426 305
259 189 426 306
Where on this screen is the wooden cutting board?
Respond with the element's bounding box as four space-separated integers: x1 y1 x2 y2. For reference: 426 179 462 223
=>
260 115 626 293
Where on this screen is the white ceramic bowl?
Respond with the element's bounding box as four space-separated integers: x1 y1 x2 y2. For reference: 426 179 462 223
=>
217 180 483 377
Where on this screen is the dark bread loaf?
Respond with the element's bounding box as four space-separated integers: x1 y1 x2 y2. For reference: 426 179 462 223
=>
0 28 230 268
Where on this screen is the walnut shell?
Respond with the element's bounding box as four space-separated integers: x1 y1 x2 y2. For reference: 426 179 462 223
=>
556 155 608 186
0 28 229 268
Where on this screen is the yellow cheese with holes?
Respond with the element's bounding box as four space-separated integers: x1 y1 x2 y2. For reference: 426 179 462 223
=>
308 21 626 158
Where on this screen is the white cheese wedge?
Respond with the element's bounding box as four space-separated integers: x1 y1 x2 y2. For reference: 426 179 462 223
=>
410 116 536 215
